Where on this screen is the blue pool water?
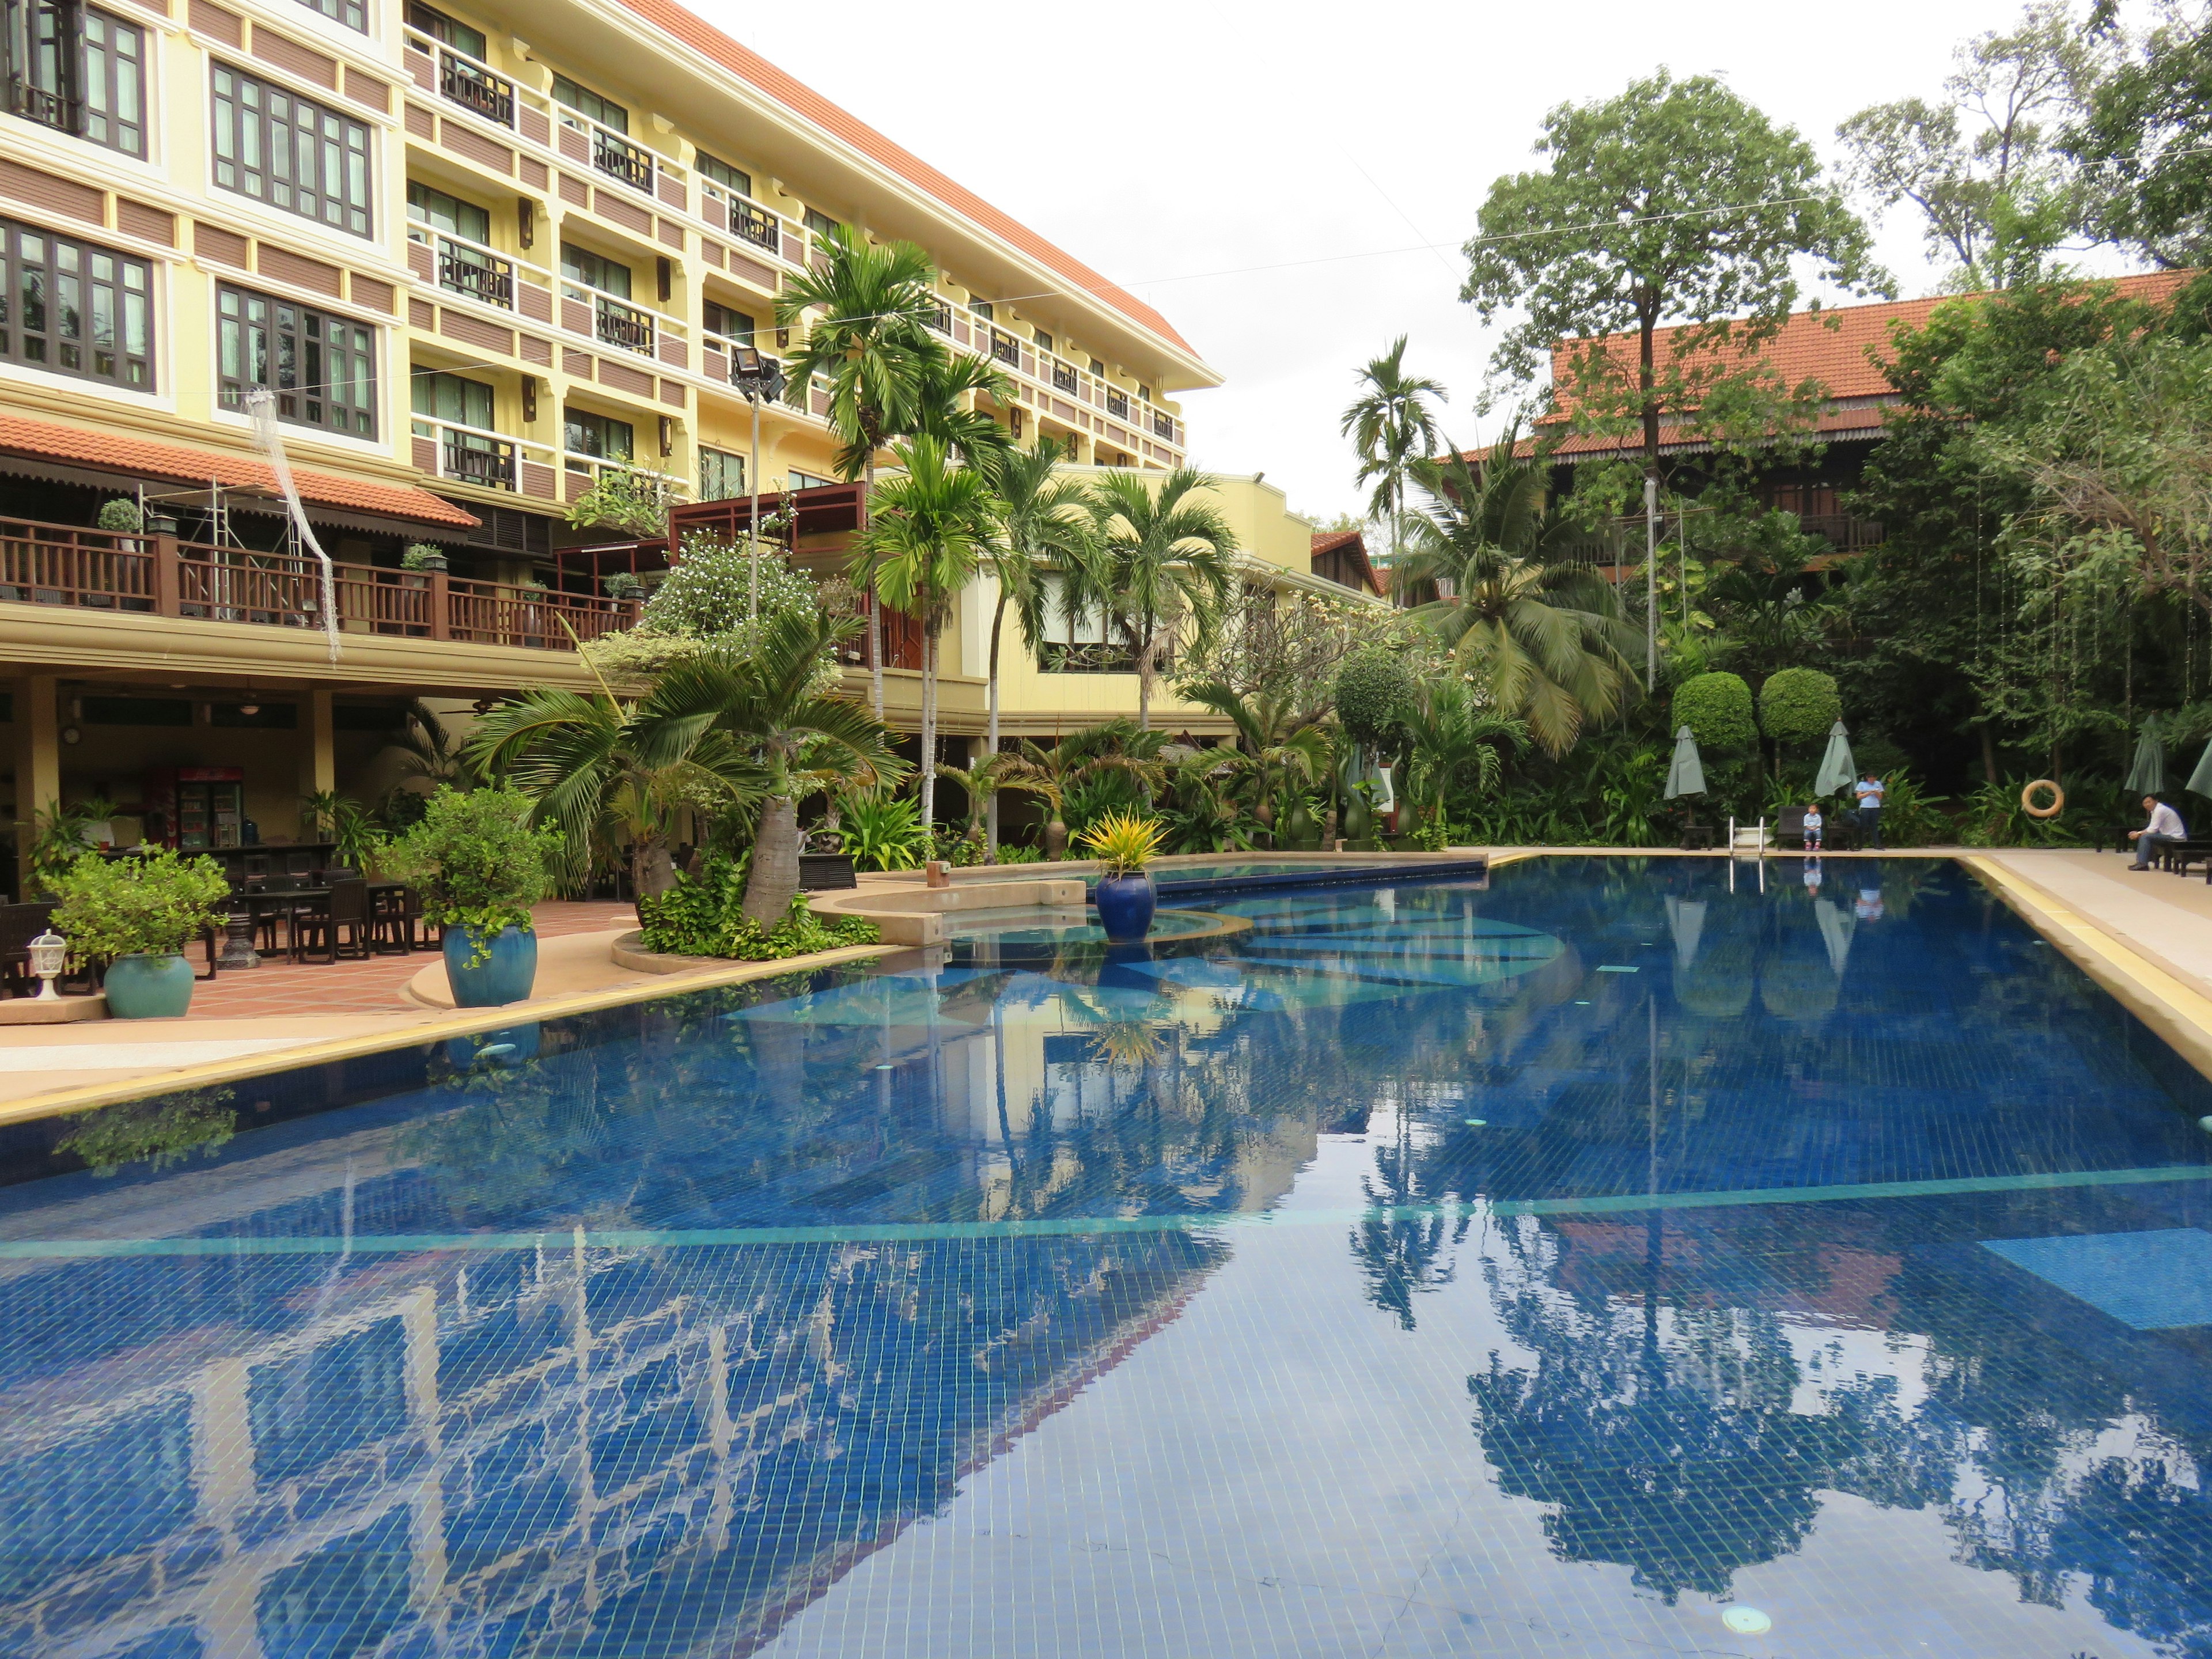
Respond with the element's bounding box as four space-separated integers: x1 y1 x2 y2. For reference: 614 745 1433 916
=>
2 857 2212 1657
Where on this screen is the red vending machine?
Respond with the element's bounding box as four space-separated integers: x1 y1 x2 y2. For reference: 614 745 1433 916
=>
143 768 246 850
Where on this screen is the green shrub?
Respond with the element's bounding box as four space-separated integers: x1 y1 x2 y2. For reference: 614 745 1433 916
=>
638 857 880 959
1870 770 1953 846
1758 667 1841 745
837 790 930 871
993 842 1044 864
49 847 230 960
1672 672 1757 751
400 542 448 571
96 498 143 532
378 786 560 954
1332 647 1415 748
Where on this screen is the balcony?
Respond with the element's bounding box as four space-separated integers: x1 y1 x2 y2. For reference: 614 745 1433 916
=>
588 126 654 193
0 516 638 649
1152 410 1175 441
725 196 781 255
591 295 654 355
438 51 513 126
1052 361 1077 394
1105 388 1128 420
430 236 514 308
988 328 1020 369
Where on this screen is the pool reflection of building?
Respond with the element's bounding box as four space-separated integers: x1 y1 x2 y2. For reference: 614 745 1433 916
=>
0 957 1324 1659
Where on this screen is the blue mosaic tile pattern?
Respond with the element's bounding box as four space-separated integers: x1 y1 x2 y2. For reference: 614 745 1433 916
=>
0 858 2209 1656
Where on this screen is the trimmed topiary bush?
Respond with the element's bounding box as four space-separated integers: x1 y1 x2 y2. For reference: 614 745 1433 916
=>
1332 647 1415 748
1672 672 1756 751
1758 667 1841 745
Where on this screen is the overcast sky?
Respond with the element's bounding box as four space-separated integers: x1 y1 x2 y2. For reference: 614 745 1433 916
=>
696 0 2140 526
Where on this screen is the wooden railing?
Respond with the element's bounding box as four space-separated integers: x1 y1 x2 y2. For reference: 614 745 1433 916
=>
0 518 637 649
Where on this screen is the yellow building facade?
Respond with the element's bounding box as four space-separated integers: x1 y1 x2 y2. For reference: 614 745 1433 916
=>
0 0 1371 880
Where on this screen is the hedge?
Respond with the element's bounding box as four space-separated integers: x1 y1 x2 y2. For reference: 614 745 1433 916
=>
1672 672 1757 751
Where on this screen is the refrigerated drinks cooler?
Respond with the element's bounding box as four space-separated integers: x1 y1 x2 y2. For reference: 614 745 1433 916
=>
143 768 245 850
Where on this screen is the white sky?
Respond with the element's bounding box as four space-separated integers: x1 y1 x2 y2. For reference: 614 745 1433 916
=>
694 0 2143 526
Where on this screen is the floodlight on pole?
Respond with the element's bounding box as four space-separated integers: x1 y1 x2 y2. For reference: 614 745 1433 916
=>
730 344 787 621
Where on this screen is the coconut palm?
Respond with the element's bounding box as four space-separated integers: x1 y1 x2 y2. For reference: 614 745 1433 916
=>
976 437 1094 856
1086 468 1238 730
776 225 941 718
1397 435 1640 756
1402 677 1529 830
636 607 904 925
850 437 1003 830
1341 337 1447 567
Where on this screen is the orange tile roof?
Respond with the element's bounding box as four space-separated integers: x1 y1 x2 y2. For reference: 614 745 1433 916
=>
1513 270 2195 460
1309 528 1382 595
617 0 1199 363
0 415 479 529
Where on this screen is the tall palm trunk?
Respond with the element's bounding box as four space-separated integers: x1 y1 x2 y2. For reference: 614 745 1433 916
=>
1137 621 1153 732
919 598 939 830
986 588 1006 861
741 795 801 925
864 453 882 720
632 835 676 900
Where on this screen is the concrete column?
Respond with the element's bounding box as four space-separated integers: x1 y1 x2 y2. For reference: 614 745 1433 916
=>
297 689 335 803
13 675 56 898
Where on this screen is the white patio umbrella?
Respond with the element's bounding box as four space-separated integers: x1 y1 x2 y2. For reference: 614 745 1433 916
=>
1813 720 1857 797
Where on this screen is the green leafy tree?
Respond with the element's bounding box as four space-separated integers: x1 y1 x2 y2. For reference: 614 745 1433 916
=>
850 436 1004 829
565 466 670 539
378 786 563 949
2065 2 2212 267
1463 69 1882 503
1402 679 1529 829
1673 671 1758 749
1181 680 1331 836
1086 468 1238 729
1757 666 1843 746
1340 336 1446 567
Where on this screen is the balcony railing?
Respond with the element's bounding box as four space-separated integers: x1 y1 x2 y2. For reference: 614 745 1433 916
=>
1052 361 1077 394
1152 409 1175 441
1105 389 1128 419
0 516 638 649
427 234 513 308
1796 512 1886 553
592 294 654 355
725 196 780 255
7 75 77 134
438 50 513 125
588 125 654 193
988 328 1020 369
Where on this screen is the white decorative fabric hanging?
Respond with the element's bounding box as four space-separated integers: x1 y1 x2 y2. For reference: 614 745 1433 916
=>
242 389 340 662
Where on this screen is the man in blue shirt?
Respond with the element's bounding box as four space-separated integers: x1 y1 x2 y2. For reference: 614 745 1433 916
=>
1853 773 1886 850
2130 795 2188 869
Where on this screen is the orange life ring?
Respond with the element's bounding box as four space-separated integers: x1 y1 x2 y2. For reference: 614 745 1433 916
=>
2021 779 2066 819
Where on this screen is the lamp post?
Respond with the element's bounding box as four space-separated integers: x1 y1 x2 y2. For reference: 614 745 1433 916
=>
730 344 788 622
28 929 66 999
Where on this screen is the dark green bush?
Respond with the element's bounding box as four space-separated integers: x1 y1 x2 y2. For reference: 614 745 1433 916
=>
638 855 880 959
1332 648 1415 748
1672 672 1757 751
1758 667 1841 745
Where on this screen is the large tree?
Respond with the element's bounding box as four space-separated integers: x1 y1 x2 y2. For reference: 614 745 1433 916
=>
1463 70 1882 502
1340 337 1446 568
1086 468 1238 730
2066 1 2212 268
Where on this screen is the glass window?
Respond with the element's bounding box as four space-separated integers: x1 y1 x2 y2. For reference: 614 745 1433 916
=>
210 66 373 237
968 299 992 320
1033 329 1052 354
3 2 143 155
406 181 489 244
789 468 834 491
559 242 628 298
410 368 491 427
695 151 749 198
698 446 743 501
563 407 631 463
701 300 752 344
296 0 365 32
550 73 624 132
217 283 376 437
79 8 142 155
802 207 838 241
0 220 152 388
406 2 486 60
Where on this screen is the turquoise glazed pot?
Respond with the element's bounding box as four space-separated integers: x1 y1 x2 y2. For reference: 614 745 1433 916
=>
104 952 194 1018
444 924 538 1007
1093 873 1157 942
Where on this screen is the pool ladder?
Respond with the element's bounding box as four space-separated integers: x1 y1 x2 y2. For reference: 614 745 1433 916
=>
1726 816 1769 855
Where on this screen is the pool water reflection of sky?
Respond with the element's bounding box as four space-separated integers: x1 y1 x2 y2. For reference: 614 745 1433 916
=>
1 857 2210 1657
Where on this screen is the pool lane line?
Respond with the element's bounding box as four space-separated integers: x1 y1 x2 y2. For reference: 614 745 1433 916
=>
6 1162 2207 1258
1959 853 2212 1088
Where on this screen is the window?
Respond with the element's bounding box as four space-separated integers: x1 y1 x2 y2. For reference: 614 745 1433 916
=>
563 407 631 464
1089 357 1104 374
696 151 749 198
296 0 365 32
789 468 834 491
412 369 512 487
1138 385 1152 402
698 446 742 501
217 283 376 437
1033 329 1052 354
0 221 151 387
968 299 992 320
406 180 488 243
702 300 752 345
406 2 484 60
211 67 373 237
551 73 624 132
802 207 838 241
559 241 628 298
3 1 145 156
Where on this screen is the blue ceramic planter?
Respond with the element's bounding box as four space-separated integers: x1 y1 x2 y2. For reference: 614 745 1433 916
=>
1094 873 1157 942
444 925 538 1007
104 952 195 1018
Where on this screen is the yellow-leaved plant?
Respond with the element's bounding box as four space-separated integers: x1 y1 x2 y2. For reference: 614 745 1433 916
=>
1076 810 1166 877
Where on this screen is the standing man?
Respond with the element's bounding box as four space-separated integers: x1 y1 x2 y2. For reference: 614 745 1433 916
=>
2130 794 2188 870
1853 772 1887 851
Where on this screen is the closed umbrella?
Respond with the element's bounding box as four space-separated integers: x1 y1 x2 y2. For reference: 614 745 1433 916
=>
1813 719 1857 797
2125 714 2168 796
2187 734 2212 801
1665 725 1706 800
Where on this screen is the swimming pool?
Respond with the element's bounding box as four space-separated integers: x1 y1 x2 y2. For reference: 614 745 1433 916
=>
1 857 2209 1657
972 852 1492 900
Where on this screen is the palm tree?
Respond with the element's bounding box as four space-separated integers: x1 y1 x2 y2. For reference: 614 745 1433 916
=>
933 752 1051 851
1397 435 1640 756
850 437 1002 830
1179 679 1329 839
1002 719 1169 858
637 607 904 924
776 225 941 718
976 437 1094 857
1341 337 1446 569
1086 468 1238 730
1401 677 1529 830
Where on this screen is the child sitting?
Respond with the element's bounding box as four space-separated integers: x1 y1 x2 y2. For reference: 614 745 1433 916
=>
1803 803 1824 851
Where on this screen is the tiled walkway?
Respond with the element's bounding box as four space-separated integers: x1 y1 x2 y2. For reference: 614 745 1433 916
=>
181 900 638 1019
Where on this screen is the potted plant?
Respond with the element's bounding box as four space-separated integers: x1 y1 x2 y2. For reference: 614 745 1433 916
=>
1078 809 1165 941
48 847 230 1018
401 542 449 575
96 498 144 533
379 786 562 1007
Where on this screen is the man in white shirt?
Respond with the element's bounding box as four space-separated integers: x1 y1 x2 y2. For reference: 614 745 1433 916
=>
2130 795 2189 869
1853 773 1886 850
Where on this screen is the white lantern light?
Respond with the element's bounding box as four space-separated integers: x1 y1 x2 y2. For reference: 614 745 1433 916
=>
27 929 66 998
